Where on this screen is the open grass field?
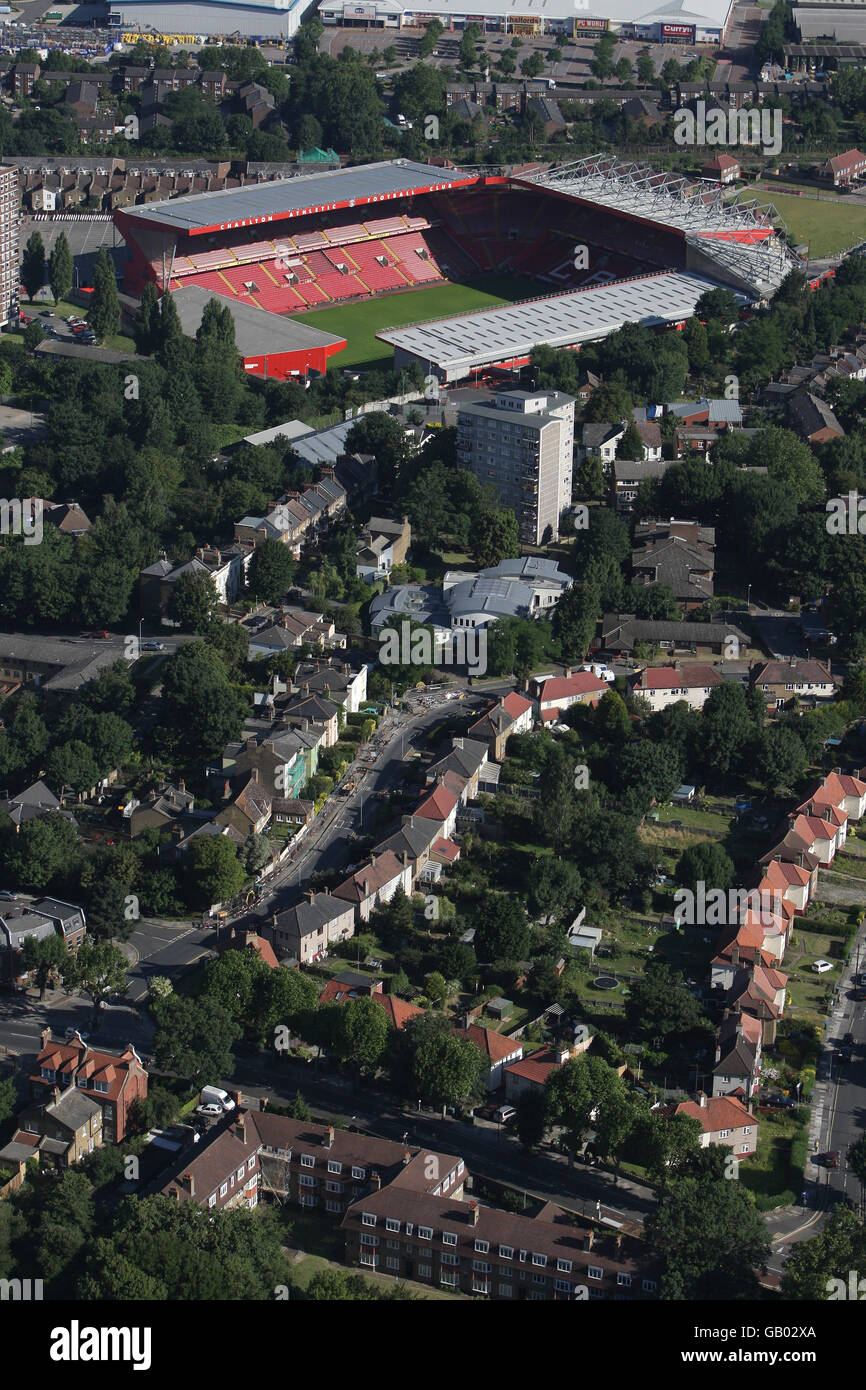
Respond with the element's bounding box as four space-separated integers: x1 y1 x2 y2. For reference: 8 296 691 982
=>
742 187 866 257
290 273 537 369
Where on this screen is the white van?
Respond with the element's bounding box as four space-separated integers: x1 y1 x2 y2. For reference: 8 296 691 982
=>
200 1085 235 1111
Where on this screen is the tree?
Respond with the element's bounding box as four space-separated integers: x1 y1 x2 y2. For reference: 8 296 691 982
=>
625 964 709 1042
526 856 581 923
675 841 736 896
21 230 46 301
849 1134 866 1190
21 932 67 1000
3 812 79 893
83 877 136 943
552 580 600 663
616 421 644 459
546 1055 623 1157
520 51 545 78
757 724 806 793
249 538 297 604
700 682 756 778
48 232 73 306
335 995 393 1073
132 281 161 355
166 569 219 634
152 994 238 1086
161 641 247 756
474 894 530 962
344 412 409 492
88 247 121 340
183 834 245 910
646 1173 770 1299
637 54 655 85
392 1012 486 1109
469 505 519 568
782 1204 866 1300
63 938 128 1030
290 1090 311 1120
516 1089 548 1149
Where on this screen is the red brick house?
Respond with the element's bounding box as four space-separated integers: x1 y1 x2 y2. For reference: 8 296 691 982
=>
31 1029 148 1143
701 153 740 183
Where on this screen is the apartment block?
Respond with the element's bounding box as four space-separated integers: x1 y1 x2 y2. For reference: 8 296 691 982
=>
457 389 575 545
0 165 19 329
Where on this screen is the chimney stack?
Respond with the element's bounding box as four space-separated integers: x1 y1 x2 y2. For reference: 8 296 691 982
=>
40 1026 51 1051
469 1202 479 1226
324 1125 334 1149
370 1171 381 1190
183 1171 195 1196
698 1091 707 1108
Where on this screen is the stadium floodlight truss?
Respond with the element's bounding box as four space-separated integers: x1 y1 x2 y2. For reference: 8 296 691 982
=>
526 155 797 297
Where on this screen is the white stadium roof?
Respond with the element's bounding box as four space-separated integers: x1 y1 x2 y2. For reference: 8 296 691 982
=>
124 159 474 235
377 271 727 375
522 157 796 296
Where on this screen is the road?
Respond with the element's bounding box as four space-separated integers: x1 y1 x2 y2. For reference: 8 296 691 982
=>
231 685 500 934
0 682 501 1064
226 1053 657 1228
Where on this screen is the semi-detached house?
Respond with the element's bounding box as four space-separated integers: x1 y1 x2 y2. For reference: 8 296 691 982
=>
630 663 722 711
674 1092 758 1157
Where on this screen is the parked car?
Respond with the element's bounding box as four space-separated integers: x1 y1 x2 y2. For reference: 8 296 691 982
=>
141 640 166 651
495 1104 517 1124
813 959 833 973
824 1150 840 1168
196 1103 223 1119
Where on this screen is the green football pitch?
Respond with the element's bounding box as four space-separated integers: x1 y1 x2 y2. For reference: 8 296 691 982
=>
290 273 537 369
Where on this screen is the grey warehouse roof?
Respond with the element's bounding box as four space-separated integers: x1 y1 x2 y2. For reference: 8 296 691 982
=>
378 272 722 374
170 285 344 357
125 159 475 234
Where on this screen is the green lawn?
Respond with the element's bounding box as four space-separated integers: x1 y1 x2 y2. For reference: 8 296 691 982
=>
290 273 536 369
742 187 866 257
740 1111 809 1211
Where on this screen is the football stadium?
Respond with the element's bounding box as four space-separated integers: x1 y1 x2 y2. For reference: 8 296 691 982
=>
116 156 796 383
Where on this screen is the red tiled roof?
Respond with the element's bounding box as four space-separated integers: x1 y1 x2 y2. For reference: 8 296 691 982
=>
536 672 608 703
504 1046 561 1085
414 784 458 821
501 691 532 719
761 859 811 888
454 1023 521 1064
676 1094 756 1134
431 837 460 862
373 994 425 1030
636 664 722 690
